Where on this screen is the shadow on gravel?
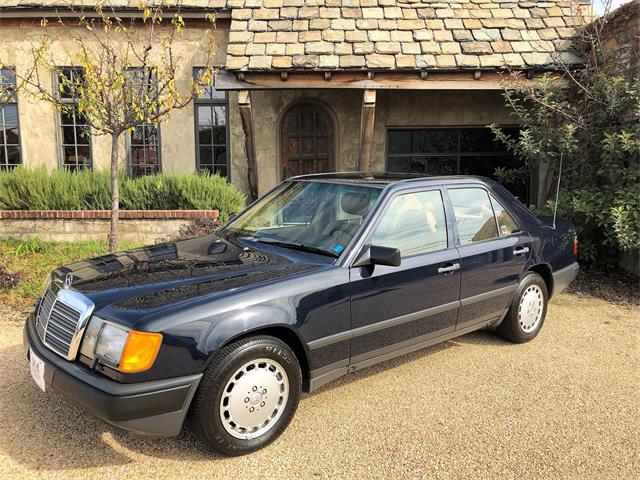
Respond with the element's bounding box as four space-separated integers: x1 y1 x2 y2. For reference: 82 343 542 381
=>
0 344 218 470
0 327 506 468
309 329 506 396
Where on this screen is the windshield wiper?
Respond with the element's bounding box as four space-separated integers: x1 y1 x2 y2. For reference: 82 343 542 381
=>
251 238 338 258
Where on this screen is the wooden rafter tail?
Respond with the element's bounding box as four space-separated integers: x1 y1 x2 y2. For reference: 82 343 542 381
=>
215 69 567 91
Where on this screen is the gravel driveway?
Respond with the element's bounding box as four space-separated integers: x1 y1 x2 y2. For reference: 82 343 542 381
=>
1 293 638 479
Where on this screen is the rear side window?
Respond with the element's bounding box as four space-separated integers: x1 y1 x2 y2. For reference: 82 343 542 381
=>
371 190 448 257
449 188 498 245
490 196 520 236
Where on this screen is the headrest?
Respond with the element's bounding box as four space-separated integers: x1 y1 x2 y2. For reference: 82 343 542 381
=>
341 192 370 216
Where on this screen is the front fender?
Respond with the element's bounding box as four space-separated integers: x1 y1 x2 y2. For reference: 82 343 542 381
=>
200 299 300 359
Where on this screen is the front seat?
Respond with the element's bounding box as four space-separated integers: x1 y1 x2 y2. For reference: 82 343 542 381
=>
322 191 372 243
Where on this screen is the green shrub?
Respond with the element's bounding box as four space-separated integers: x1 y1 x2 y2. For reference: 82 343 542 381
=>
491 69 640 268
14 237 50 257
0 168 245 221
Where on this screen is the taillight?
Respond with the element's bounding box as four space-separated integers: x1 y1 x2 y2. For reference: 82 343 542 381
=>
573 235 578 257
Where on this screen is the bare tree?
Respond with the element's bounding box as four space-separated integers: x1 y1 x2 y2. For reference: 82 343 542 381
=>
3 1 216 251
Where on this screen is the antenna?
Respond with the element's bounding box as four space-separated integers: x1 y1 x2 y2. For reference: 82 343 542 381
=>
552 153 563 229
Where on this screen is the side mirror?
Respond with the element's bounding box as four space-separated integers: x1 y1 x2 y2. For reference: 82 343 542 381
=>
353 245 401 268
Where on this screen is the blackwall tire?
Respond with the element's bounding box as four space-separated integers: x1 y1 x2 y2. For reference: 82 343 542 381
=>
497 272 549 344
189 335 301 456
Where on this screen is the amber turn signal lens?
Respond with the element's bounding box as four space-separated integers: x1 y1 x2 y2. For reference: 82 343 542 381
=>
118 331 163 373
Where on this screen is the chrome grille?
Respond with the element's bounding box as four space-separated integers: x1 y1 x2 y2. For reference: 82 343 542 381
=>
36 287 95 360
36 289 56 339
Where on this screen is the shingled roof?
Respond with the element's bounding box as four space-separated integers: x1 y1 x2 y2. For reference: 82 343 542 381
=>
225 0 591 71
0 1 592 72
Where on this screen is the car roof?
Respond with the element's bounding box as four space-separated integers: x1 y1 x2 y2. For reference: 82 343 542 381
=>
288 172 494 188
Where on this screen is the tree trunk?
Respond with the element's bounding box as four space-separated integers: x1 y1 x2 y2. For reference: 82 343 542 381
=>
107 133 120 252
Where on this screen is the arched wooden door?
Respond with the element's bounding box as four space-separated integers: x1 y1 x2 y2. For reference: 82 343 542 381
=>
280 103 335 179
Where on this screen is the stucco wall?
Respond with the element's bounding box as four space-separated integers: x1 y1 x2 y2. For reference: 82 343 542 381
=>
0 18 228 173
236 89 515 196
1 18 516 200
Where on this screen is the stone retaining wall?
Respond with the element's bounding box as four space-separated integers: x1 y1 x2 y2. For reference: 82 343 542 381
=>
0 210 219 244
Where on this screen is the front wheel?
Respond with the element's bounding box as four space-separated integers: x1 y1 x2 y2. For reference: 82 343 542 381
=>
189 335 301 456
496 272 548 343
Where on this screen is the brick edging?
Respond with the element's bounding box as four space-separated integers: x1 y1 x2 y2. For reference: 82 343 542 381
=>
0 210 220 220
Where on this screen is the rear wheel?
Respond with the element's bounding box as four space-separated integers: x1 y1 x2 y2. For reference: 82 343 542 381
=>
189 335 301 456
497 272 548 343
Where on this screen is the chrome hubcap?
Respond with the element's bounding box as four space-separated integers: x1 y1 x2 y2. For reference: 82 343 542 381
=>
219 358 289 440
518 284 544 333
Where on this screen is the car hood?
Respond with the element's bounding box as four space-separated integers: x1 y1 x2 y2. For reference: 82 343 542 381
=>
49 233 327 320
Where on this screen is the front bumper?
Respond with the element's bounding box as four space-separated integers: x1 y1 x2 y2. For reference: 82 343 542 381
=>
551 262 580 297
24 314 202 437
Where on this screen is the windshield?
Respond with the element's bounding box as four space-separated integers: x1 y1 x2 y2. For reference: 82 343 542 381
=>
223 181 382 257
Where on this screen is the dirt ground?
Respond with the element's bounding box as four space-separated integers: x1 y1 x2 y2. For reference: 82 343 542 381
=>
0 292 638 479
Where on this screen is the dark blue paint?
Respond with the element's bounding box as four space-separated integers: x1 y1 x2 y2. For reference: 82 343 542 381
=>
39 174 577 389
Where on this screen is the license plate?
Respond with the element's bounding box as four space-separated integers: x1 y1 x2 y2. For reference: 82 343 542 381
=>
29 348 46 392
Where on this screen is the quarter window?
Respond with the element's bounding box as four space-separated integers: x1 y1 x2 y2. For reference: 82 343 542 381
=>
449 188 499 245
490 196 519 236
194 68 228 177
58 67 92 170
0 68 21 169
371 190 448 257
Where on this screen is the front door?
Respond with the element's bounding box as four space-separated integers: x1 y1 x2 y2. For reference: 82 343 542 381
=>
280 103 334 179
447 186 532 329
349 188 461 365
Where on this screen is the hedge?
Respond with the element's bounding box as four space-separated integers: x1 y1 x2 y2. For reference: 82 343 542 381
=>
0 168 246 222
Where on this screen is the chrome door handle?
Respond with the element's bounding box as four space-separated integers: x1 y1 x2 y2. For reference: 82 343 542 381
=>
438 263 460 274
513 247 530 256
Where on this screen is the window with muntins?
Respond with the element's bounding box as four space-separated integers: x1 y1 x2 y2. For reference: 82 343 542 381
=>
0 68 21 169
127 68 161 177
371 190 448 257
387 127 526 200
194 68 228 177
58 67 92 170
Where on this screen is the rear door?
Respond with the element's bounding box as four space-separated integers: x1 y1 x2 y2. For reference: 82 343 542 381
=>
447 186 531 329
348 187 461 364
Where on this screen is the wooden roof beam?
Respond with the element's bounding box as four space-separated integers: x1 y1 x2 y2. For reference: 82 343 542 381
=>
358 89 376 172
217 69 566 91
238 90 258 202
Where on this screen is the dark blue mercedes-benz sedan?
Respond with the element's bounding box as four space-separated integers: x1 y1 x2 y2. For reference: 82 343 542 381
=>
25 173 579 455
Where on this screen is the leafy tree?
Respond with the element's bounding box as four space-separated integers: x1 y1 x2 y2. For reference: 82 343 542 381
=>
491 1 639 266
2 1 216 251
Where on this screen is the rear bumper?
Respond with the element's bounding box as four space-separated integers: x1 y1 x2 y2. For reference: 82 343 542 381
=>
552 262 579 297
24 314 201 437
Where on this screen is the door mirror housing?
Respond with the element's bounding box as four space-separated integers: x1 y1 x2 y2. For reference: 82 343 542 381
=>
354 245 401 268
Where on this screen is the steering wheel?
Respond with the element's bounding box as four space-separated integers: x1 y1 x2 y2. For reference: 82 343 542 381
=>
328 226 353 242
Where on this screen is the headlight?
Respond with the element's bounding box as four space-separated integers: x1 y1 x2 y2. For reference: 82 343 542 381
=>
80 316 162 373
95 323 130 368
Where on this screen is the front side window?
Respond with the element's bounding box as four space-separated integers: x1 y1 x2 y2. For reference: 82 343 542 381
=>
127 68 161 177
0 68 21 169
224 181 381 257
194 68 228 177
371 190 448 257
449 188 499 245
58 67 92 170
